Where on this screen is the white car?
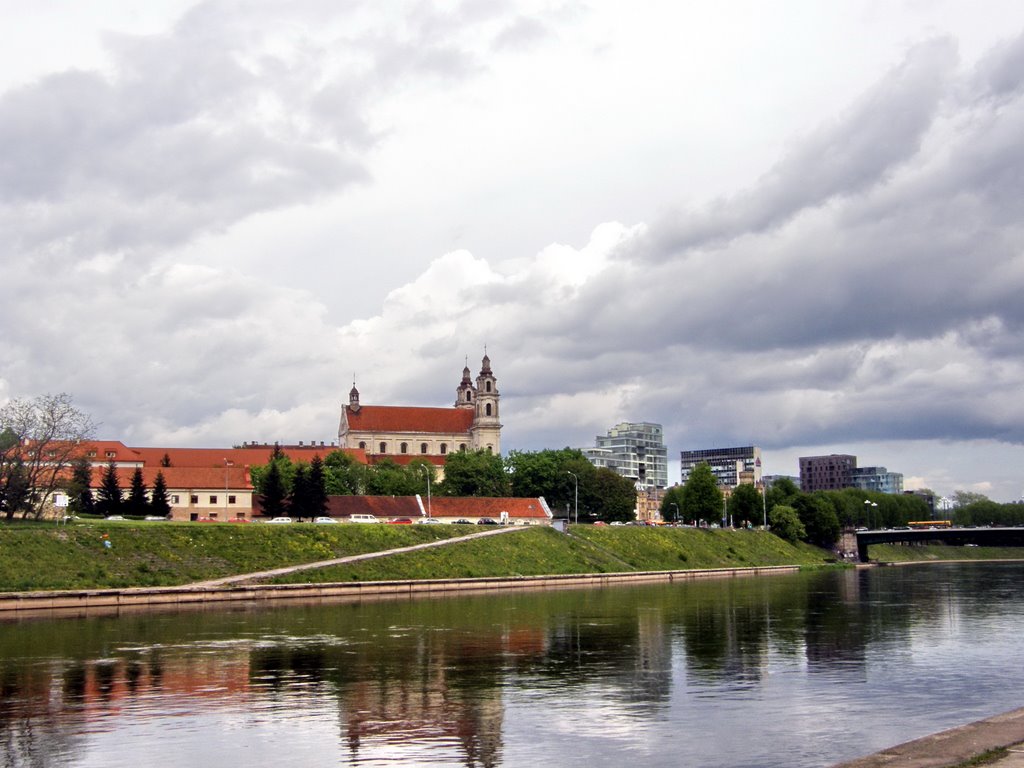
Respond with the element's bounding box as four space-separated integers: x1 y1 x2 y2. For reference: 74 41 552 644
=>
349 514 379 524
416 518 442 524
267 517 293 524
313 517 338 524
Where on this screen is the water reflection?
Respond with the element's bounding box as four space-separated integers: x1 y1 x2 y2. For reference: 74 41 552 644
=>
2 564 1024 767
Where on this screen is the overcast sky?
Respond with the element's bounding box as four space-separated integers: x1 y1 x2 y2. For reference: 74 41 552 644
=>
3 1 1024 502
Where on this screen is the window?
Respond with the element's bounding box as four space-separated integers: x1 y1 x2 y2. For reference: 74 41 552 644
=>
210 495 218 504
485 403 492 416
358 441 366 450
420 443 428 454
440 444 447 455
228 495 236 505
459 444 467 452
485 381 492 392
106 451 116 458
400 442 408 454
465 391 472 402
379 442 387 453
171 494 180 504
190 495 199 505
87 450 97 458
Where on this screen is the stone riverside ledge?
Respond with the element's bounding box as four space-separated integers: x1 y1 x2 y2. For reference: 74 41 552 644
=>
0 565 801 616
831 706 1024 768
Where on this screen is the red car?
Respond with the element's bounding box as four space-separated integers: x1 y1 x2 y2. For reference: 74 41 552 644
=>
387 517 413 524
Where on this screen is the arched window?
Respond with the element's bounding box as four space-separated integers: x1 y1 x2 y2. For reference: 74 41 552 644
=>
400 442 408 454
420 443 428 454
486 445 493 454
459 443 467 452
485 381 492 392
358 441 366 450
485 403 492 416
465 391 472 402
379 442 387 453
440 444 448 455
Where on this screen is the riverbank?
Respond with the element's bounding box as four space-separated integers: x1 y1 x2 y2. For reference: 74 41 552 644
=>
0 522 831 592
832 706 1024 768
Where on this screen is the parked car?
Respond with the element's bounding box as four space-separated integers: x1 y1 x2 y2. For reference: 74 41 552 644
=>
349 514 379 524
453 519 472 525
477 517 499 525
228 518 251 523
313 517 338 524
387 517 413 524
593 521 607 526
106 515 125 521
416 518 442 524
144 515 168 521
267 517 293 524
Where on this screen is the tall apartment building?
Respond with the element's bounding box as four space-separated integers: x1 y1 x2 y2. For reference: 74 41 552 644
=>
851 466 904 495
798 454 856 492
582 422 668 490
680 446 762 488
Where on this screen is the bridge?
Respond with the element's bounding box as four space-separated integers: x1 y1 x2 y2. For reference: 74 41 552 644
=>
855 527 1024 562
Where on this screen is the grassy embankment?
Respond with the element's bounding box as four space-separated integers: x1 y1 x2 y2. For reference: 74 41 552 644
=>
868 542 1024 563
0 520 835 593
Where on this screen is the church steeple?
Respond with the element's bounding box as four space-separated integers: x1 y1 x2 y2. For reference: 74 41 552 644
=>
471 351 501 453
349 381 360 411
455 357 475 408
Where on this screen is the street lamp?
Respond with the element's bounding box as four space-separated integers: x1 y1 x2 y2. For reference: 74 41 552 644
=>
864 499 878 529
669 502 679 524
420 465 432 518
567 471 578 525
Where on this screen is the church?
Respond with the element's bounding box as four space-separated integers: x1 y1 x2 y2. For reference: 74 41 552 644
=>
337 354 502 464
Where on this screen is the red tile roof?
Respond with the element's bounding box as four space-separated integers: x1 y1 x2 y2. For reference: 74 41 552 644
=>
346 406 474 434
80 443 367 468
91 465 253 491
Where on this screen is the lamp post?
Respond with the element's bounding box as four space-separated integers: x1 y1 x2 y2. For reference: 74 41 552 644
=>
420 465 432 518
864 499 878 529
567 471 578 525
669 502 679 525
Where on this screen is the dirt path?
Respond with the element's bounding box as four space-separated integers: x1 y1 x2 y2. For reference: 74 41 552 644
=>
190 525 527 588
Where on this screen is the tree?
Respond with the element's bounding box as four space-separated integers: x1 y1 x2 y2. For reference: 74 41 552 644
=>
681 463 723 525
96 462 122 517
793 492 840 547
505 448 595 518
441 450 510 497
288 465 313 521
0 393 96 520
728 483 763 528
260 461 288 518
660 485 685 523
765 477 799 512
126 467 149 517
322 449 366 495
66 458 95 517
587 467 636 523
769 505 806 543
307 455 329 518
150 471 172 518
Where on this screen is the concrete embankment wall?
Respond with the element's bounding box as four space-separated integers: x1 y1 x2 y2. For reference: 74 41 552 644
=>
0 565 800 617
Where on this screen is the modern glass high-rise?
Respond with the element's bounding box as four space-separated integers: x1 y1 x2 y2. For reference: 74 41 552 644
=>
582 422 668 490
680 446 762 488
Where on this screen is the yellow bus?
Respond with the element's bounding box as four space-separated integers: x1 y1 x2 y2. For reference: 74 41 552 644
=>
907 520 951 529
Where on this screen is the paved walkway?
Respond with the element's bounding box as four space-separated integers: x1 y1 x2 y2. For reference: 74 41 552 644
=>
190 524 526 588
832 707 1024 768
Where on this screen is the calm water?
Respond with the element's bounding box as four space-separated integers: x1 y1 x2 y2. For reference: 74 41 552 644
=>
3 563 1024 768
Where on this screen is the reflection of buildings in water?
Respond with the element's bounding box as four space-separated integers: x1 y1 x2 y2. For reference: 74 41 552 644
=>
630 607 672 702
335 627 549 768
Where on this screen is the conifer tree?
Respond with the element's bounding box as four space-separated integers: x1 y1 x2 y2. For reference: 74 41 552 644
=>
288 465 311 521
96 462 122 517
308 455 329 518
126 467 149 517
261 461 288 518
150 471 172 518
67 458 95 517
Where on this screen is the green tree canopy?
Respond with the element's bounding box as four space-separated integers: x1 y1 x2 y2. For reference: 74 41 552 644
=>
793 492 840 547
587 467 637 523
659 485 685 522
681 463 723 525
260 461 288 518
728 483 763 528
769 505 805 543
441 450 510 497
126 467 149 517
66 458 94 517
96 462 122 518
322 449 367 495
150 471 172 518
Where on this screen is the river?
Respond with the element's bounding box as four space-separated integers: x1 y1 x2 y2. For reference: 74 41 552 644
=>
2 562 1023 767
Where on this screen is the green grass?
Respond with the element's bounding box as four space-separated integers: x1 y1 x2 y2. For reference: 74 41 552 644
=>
269 526 832 584
0 520 466 591
0 521 838 592
869 542 1024 563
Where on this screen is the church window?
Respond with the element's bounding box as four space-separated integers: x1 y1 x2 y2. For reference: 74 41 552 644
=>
485 381 492 392
466 391 472 402
379 442 387 453
440 444 448 455
459 444 467 452
400 442 408 454
358 441 366 450
420 443 428 454
485 403 492 416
